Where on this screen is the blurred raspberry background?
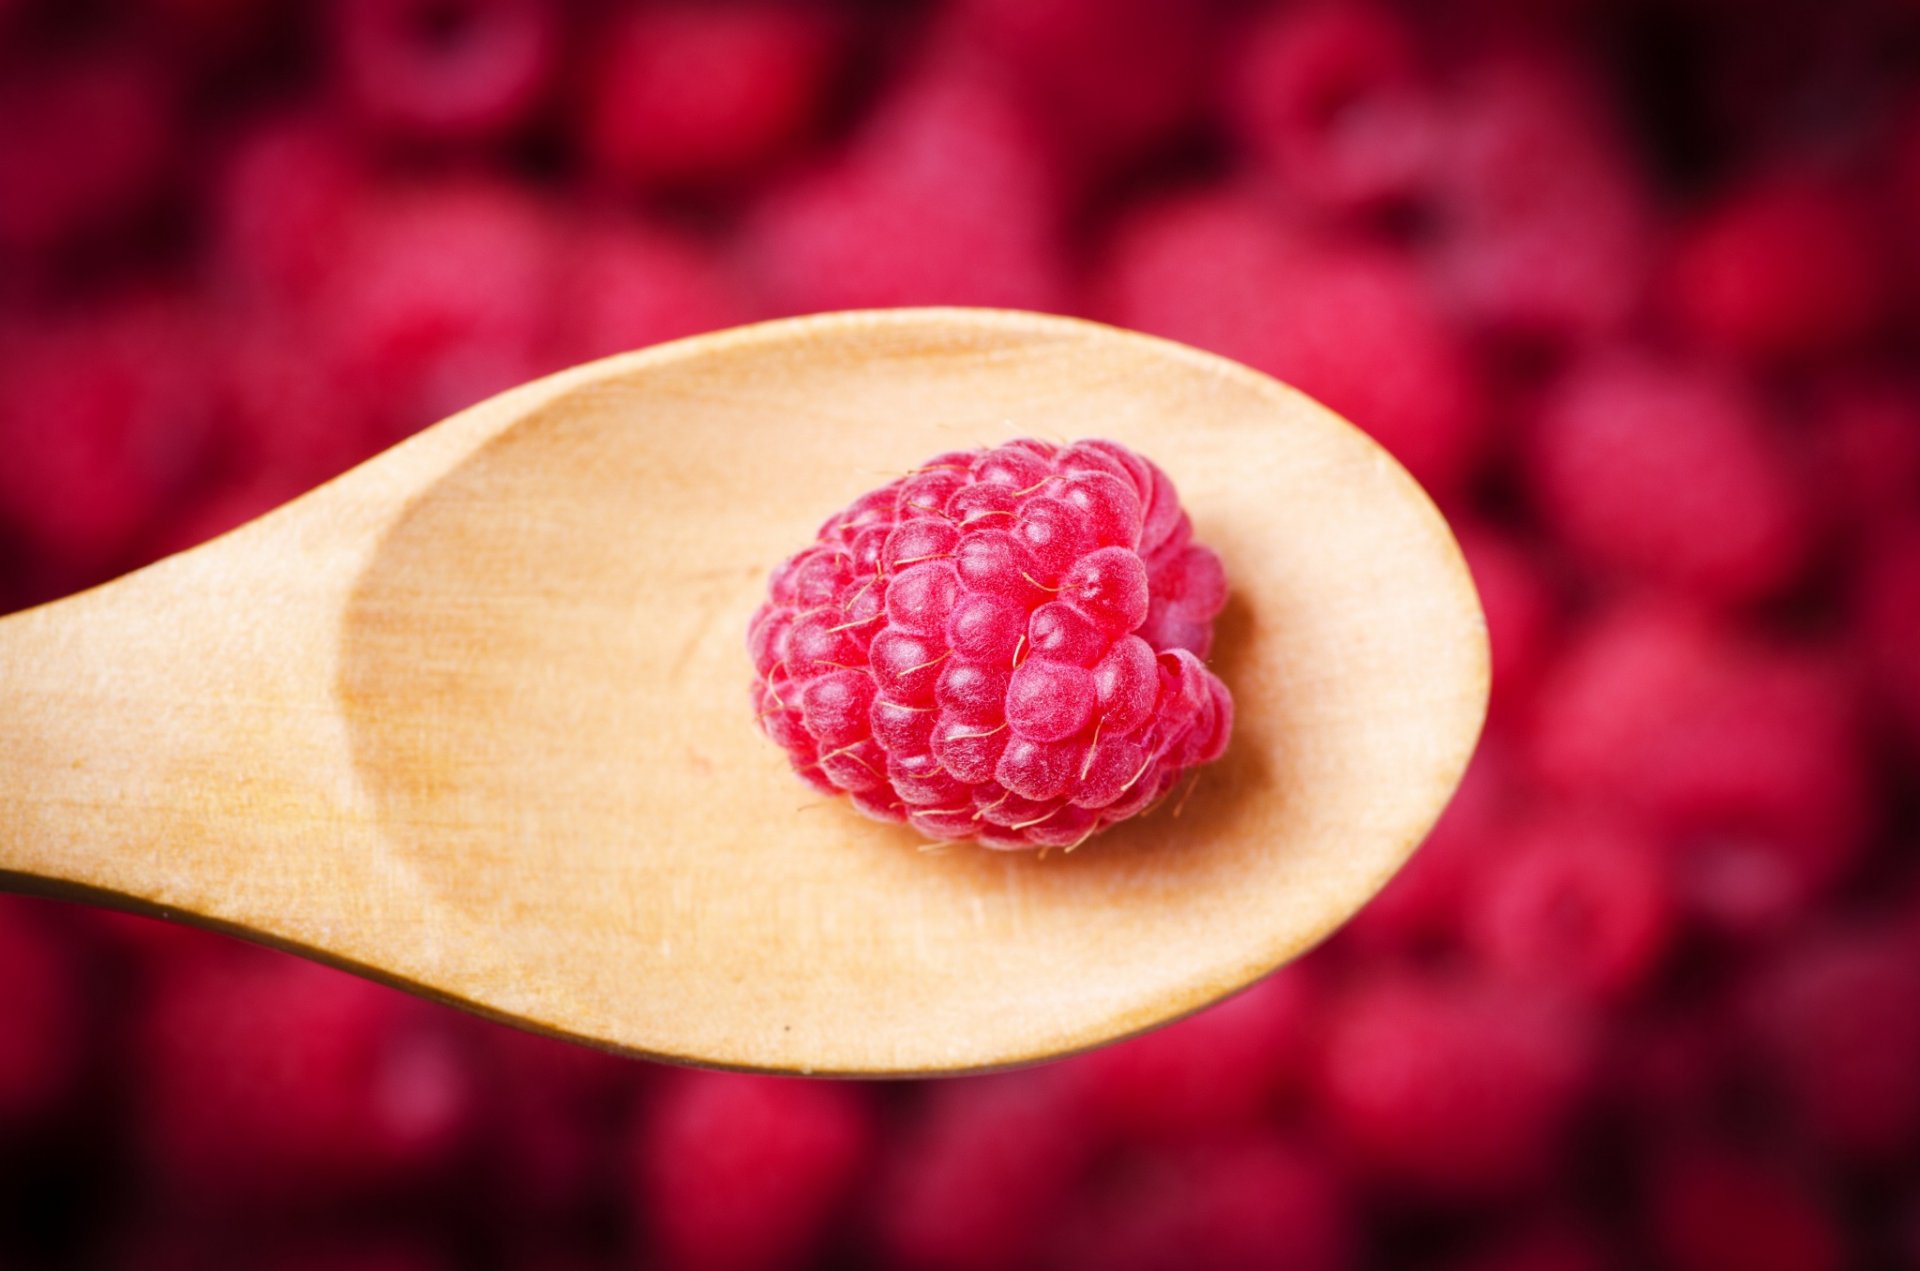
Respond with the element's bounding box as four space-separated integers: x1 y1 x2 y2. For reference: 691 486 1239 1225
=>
3 0 1920 1266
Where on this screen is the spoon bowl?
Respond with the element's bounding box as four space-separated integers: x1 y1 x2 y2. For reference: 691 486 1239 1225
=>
0 309 1486 1075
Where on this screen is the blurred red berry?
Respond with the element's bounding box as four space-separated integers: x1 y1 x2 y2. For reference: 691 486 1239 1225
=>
0 47 177 254
1316 970 1591 1195
1650 1148 1844 1271
1065 969 1315 1145
0 297 213 574
876 1071 1090 1271
1526 354 1807 603
1463 806 1672 999
1226 2 1436 213
638 1070 872 1271
549 220 747 365
1100 188 1486 496
1745 921 1920 1160
1853 515 1920 751
1529 602 1870 931
1341 736 1517 955
209 114 372 306
581 4 843 187
1044 1135 1353 1271
1426 52 1652 341
750 57 1067 313
1438 1223 1613 1271
1805 378 1920 540
0 899 81 1127
952 0 1214 163
328 0 558 143
140 956 477 1203
1665 172 1889 363
317 180 559 431
1457 523 1560 712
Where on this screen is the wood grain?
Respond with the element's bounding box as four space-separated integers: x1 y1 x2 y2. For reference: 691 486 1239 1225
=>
0 309 1487 1075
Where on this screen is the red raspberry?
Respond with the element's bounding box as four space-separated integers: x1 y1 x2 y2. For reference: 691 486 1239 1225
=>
1099 188 1487 497
1437 1224 1613 1271
1664 170 1889 363
1462 805 1672 1000
210 312 382 489
1805 379 1920 541
1456 523 1560 715
750 439 1232 850
950 0 1214 164
1225 2 1436 214
747 57 1068 313
316 179 558 434
1044 1135 1354 1271
1525 353 1807 604
1743 921 1920 1160
1338 736 1517 956
1650 1148 1845 1271
138 953 477 1204
208 113 372 306
1425 51 1653 342
580 4 843 188
875 1071 1091 1271
1063 968 1316 1145
0 899 81 1127
1315 970 1591 1195
636 1071 873 1271
1852 516 1920 752
547 219 748 366
0 46 177 255
327 0 558 144
1528 601 1870 932
482 1025 636 1225
0 295 214 576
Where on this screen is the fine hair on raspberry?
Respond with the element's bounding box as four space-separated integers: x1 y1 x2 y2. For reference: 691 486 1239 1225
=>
749 438 1232 851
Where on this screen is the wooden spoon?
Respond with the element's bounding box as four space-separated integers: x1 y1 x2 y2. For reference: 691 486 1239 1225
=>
0 309 1486 1076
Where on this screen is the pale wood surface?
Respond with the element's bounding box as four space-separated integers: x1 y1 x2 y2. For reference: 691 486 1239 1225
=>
0 309 1487 1075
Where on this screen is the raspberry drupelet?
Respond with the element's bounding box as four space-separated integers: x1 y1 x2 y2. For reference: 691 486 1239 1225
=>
749 438 1232 851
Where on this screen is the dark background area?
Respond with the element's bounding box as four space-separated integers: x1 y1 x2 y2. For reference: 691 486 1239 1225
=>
2 0 1920 1267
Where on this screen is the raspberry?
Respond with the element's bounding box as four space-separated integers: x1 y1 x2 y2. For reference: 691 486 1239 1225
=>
1063 969 1317 1145
1462 805 1672 1000
316 179 558 434
0 295 214 576
951 0 1213 164
1339 736 1516 955
138 954 477 1203
1664 170 1889 363
1649 1148 1844 1271
327 0 558 144
1852 516 1920 752
875 1071 1091 1271
1805 379 1920 541
1098 188 1487 497
635 1071 873 1271
0 899 81 1128
580 4 843 187
752 439 1231 850
208 114 371 306
1743 921 1920 1160
547 219 747 366
1525 353 1807 604
1225 2 1436 214
1315 970 1591 1195
1044 1135 1353 1271
1456 523 1560 715
747 57 1068 313
0 46 177 255
1438 1225 1612 1271
1425 51 1652 341
1527 602 1870 931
